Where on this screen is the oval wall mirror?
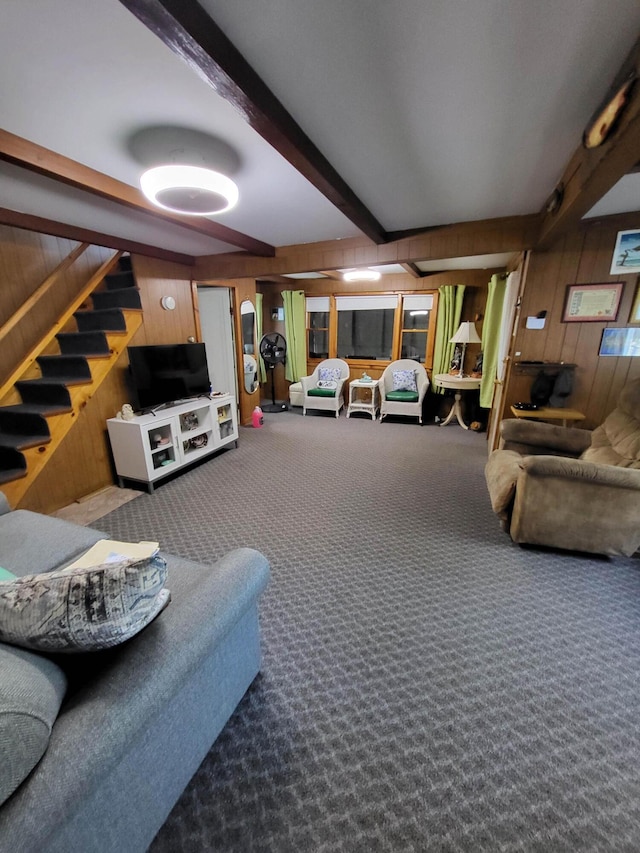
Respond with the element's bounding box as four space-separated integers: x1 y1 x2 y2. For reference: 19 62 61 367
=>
240 300 258 394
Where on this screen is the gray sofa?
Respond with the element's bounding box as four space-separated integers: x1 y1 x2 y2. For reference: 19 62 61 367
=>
0 492 270 852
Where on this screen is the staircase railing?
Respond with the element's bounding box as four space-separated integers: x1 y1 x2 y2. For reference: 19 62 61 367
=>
0 250 124 404
0 242 90 350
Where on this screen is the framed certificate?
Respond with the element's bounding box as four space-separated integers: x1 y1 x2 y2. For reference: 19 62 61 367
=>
562 282 623 323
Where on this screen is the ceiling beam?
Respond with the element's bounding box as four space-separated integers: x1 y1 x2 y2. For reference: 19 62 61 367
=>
0 129 274 257
0 207 195 266
194 213 542 280
118 0 388 245
537 35 640 248
400 262 424 278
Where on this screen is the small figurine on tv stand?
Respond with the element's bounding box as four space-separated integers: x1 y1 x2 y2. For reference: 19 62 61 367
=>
116 403 135 421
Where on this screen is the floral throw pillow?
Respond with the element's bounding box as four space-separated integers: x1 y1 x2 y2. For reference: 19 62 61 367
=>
318 366 342 383
392 369 417 392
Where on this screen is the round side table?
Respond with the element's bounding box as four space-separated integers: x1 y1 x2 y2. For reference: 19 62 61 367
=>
433 374 481 429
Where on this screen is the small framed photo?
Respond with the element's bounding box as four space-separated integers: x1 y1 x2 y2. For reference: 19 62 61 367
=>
610 229 640 275
562 282 624 323
630 278 640 323
599 327 640 357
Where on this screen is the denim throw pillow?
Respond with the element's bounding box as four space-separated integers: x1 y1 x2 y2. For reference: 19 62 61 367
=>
392 369 417 392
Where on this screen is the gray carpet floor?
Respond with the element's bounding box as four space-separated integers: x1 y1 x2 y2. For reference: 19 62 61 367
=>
94 408 640 852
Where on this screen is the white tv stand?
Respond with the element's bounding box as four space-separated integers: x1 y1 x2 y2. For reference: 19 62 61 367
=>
107 395 238 493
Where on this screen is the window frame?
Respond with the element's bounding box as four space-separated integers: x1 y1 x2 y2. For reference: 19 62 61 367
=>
305 290 439 371
398 293 437 366
306 296 330 361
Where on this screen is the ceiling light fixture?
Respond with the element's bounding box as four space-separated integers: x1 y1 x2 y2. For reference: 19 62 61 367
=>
342 269 382 282
140 164 239 216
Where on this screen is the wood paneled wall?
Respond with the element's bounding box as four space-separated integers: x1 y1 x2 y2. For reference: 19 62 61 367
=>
257 268 498 401
130 256 198 345
503 212 640 429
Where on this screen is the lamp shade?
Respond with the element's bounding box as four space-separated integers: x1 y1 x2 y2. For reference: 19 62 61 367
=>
450 321 481 344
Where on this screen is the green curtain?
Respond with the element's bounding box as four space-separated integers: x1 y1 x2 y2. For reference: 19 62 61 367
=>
255 292 266 383
480 274 508 409
282 290 307 382
432 285 466 392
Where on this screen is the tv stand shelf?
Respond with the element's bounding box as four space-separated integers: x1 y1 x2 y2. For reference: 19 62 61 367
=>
107 395 238 493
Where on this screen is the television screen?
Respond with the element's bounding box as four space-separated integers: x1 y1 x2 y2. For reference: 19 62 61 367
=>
127 343 211 411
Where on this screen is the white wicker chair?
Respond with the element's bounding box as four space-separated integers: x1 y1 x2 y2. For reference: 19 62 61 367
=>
300 359 350 418
378 359 429 424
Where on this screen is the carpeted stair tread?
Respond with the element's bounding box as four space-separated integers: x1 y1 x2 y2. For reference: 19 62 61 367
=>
0 466 27 485
36 355 92 382
31 373 91 386
0 447 27 482
0 429 50 450
56 331 111 356
16 380 72 408
0 401 70 420
91 288 142 310
104 269 135 290
74 308 127 333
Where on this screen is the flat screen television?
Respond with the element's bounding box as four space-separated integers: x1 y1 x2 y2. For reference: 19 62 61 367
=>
127 343 211 411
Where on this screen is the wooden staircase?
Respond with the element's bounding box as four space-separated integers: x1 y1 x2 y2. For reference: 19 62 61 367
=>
0 251 143 509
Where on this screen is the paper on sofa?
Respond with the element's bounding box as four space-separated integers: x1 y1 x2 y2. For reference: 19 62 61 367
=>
65 539 159 570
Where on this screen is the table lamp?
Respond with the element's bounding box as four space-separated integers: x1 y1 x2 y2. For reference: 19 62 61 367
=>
450 322 481 377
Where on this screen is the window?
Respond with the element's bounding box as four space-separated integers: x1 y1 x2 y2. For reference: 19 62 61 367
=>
306 296 329 359
400 294 434 363
336 295 398 360
304 291 437 366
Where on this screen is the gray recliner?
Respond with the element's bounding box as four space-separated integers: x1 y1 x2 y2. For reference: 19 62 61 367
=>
485 378 640 557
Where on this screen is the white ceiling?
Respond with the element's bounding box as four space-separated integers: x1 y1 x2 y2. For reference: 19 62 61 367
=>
1 0 639 269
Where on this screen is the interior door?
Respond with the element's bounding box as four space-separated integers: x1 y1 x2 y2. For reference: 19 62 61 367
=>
197 286 238 399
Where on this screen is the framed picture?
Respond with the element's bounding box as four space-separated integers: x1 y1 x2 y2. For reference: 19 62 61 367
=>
599 327 640 357
562 282 623 323
610 229 640 275
630 279 640 323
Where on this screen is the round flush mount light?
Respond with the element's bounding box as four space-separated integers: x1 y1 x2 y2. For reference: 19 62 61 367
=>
161 295 176 311
140 165 239 216
342 269 382 282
